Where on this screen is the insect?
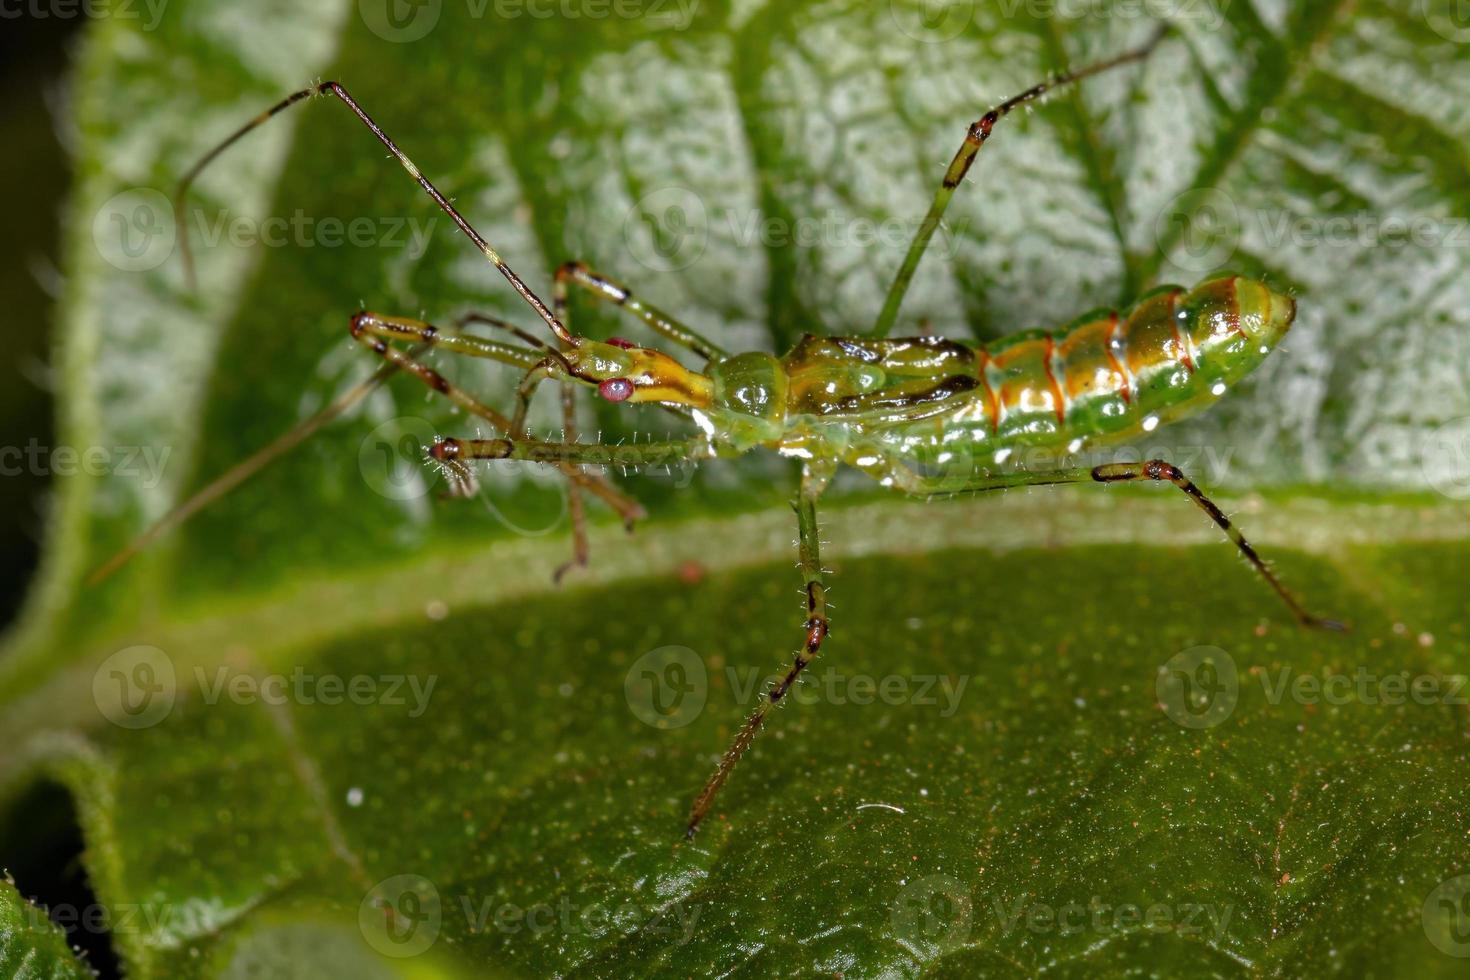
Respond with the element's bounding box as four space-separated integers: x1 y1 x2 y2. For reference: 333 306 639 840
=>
100 23 1339 838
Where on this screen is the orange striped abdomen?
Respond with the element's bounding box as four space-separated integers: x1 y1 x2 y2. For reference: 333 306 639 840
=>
975 276 1296 450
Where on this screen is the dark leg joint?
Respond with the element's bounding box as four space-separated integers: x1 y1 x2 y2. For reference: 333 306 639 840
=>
967 112 997 143
1144 458 1180 481
804 619 828 651
555 260 587 282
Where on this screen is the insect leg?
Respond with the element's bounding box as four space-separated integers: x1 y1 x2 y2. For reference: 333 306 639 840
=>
685 465 830 838
876 456 1342 631
443 310 646 534
551 271 591 582
430 436 711 468
177 83 573 345
349 312 646 528
871 24 1170 338
556 261 727 362
554 372 591 584
350 311 539 436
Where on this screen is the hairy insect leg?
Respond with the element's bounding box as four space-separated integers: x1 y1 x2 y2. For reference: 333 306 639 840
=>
177 82 572 344
553 376 591 584
432 309 649 538
556 261 727 362
445 309 646 535
349 311 645 529
431 432 708 561
871 24 1170 337
685 464 832 838
550 271 591 582
874 455 1342 630
431 436 711 468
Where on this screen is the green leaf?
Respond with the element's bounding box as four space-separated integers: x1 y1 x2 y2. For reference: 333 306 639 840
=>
4 0 1470 976
0 877 96 979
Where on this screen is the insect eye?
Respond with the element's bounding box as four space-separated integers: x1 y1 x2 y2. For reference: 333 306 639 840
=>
598 378 635 402
606 336 638 350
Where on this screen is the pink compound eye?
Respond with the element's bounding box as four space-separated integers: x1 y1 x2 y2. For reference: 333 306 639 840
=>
606 336 638 349
598 378 635 402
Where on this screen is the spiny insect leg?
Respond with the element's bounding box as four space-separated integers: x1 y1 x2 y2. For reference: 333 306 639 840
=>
349 311 537 435
556 261 727 362
551 269 591 582
1092 460 1344 631
349 312 645 536
445 309 646 533
686 469 830 838
431 436 711 467
177 83 572 344
887 456 1342 630
555 376 590 584
871 23 1170 338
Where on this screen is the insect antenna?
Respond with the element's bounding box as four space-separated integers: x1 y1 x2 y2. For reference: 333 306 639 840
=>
87 344 424 586
175 81 575 346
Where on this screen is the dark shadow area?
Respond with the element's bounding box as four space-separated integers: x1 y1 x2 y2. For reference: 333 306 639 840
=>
0 15 80 628
1 780 121 977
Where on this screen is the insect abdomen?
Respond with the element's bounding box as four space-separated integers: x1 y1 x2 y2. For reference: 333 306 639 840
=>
978 276 1296 448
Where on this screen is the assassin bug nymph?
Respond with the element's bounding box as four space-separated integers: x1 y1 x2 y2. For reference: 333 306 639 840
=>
111 23 1341 838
